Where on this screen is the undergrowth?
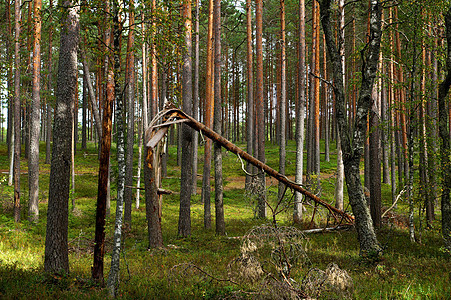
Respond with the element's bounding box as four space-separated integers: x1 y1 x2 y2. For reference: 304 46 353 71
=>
0 141 449 299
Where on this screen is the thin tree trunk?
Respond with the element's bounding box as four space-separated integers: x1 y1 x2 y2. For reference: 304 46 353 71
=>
213 0 225 235
294 0 306 224
256 0 266 218
136 104 142 209
6 0 13 157
278 0 287 202
107 3 126 293
45 0 53 163
323 35 330 163
192 0 200 195
44 0 79 273
245 0 254 191
28 0 42 222
202 0 214 229
334 0 345 212
13 0 21 223
82 74 87 150
81 51 102 140
139 11 148 211
313 0 320 182
124 0 135 228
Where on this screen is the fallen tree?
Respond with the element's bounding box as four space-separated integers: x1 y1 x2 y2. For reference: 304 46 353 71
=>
144 103 355 226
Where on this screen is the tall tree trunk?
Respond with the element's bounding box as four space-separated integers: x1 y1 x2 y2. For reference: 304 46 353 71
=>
255 0 266 218
92 31 115 287
334 0 345 212
13 0 21 223
319 0 382 255
313 0 320 182
144 0 164 249
44 0 79 273
124 0 135 228
202 0 214 229
245 0 254 191
28 0 42 222
139 11 148 211
107 2 126 293
151 0 158 120
323 35 330 163
45 0 53 163
278 0 287 202
178 0 193 237
395 7 409 186
388 7 397 204
438 6 451 252
294 0 306 224
214 0 225 235
192 0 200 195
6 0 13 157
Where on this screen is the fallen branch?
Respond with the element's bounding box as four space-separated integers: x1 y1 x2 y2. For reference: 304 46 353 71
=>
381 186 407 219
146 104 355 225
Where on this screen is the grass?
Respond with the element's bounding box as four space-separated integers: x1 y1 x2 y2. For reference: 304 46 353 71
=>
0 139 450 299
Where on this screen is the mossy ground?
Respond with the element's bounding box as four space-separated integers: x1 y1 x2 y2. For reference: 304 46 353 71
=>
0 139 449 299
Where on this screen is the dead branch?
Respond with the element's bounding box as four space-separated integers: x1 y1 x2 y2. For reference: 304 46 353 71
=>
381 186 407 219
146 103 354 225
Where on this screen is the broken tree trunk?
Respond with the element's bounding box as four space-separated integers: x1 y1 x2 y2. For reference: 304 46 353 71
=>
145 104 355 225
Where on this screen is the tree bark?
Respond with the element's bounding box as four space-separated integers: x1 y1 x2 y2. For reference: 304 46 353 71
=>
192 0 200 196
45 0 53 163
106 2 126 294
44 0 79 273
214 0 225 235
319 0 382 255
245 0 254 191
255 0 266 218
369 109 381 228
202 0 214 229
294 0 306 224
124 0 135 228
28 0 42 222
278 0 287 202
13 0 21 223
334 0 345 212
92 38 115 287
178 0 193 237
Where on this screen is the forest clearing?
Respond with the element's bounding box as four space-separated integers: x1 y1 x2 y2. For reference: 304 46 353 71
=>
1 0 451 298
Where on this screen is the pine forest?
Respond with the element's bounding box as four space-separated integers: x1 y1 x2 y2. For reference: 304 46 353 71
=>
0 0 450 298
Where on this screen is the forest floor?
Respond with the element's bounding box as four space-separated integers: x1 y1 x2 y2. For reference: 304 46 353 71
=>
0 140 450 299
